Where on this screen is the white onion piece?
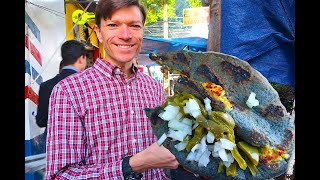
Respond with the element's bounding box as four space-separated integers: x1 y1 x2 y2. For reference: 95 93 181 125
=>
218 149 228 162
251 153 259 162
186 151 197 161
185 99 200 111
159 105 180 121
168 119 192 135
167 129 188 142
195 149 203 162
184 99 201 118
198 149 211 167
190 110 201 118
181 118 193 126
206 131 215 143
183 106 190 114
174 141 188 151
191 144 200 152
220 138 236 150
175 112 183 121
157 133 167 145
223 153 234 168
203 97 212 114
199 136 207 153
246 92 259 108
213 141 223 153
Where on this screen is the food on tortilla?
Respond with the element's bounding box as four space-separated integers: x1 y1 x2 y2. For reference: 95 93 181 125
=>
145 51 294 179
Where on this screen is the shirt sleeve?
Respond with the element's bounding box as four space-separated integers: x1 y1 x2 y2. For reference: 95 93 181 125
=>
45 84 123 180
157 81 166 105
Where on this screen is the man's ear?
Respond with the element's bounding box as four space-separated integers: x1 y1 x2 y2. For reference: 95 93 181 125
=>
95 24 103 42
79 55 86 64
76 55 84 65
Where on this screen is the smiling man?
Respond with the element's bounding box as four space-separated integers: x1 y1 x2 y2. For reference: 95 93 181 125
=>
45 0 178 179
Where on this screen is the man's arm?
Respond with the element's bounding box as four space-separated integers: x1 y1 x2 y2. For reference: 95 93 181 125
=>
45 84 123 180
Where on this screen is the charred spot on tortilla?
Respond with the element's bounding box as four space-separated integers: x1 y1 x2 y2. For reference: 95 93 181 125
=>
250 129 270 146
157 54 190 77
261 104 285 119
195 64 222 87
221 61 251 83
278 129 294 150
173 52 189 64
175 77 207 100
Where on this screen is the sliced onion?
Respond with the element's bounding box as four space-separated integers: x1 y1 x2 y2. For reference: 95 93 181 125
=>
204 97 212 114
157 133 167 145
223 153 234 168
191 144 200 152
168 119 192 134
185 98 201 111
206 131 215 143
195 149 203 162
167 129 188 142
218 149 228 161
246 92 259 108
220 138 236 150
213 141 223 153
159 105 180 121
174 141 188 151
181 118 193 126
186 150 197 161
199 136 207 153
251 153 259 163
198 149 211 167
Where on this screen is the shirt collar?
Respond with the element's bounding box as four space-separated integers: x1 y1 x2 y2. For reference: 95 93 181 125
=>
62 65 79 72
93 58 138 78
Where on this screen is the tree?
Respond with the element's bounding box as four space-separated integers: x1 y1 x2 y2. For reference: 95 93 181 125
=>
141 0 176 25
188 0 202 7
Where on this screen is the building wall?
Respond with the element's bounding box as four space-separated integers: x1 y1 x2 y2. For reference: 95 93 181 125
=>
25 0 66 157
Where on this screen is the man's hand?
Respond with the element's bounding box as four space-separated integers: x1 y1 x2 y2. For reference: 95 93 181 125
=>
129 142 179 173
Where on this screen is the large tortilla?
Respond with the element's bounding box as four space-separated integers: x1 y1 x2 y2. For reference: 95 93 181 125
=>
144 51 295 179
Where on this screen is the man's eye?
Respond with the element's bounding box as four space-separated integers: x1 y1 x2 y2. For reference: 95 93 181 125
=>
107 24 117 27
131 25 142 29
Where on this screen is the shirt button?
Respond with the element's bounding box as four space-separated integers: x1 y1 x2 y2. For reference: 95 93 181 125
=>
130 110 134 114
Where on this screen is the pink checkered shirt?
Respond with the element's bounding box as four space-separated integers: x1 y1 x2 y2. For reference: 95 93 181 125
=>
45 58 168 180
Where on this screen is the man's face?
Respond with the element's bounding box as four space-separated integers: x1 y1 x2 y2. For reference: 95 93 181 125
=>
95 6 144 66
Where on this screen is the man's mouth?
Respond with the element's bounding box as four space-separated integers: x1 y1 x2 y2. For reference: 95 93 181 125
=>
116 44 133 49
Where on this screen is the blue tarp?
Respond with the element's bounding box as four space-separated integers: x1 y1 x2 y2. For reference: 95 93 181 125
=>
221 0 295 86
141 0 295 86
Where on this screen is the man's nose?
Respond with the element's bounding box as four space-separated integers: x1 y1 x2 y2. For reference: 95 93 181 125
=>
119 25 132 40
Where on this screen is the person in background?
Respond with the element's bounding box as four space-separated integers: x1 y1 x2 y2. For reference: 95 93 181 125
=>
58 58 67 73
36 40 87 147
45 0 179 179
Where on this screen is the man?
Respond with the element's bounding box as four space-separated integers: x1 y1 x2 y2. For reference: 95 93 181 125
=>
45 0 178 179
36 40 86 142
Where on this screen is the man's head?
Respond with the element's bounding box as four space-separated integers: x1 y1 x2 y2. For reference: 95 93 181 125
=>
95 0 146 28
61 40 87 71
94 0 146 68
